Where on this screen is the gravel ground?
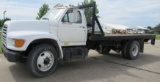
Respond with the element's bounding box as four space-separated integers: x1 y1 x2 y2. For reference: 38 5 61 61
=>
0 40 160 82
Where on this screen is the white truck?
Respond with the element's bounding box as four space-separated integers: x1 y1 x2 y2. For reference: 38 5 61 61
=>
2 2 155 77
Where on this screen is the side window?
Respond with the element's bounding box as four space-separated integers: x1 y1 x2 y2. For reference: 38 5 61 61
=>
62 9 82 23
68 12 74 23
62 13 68 22
77 11 82 23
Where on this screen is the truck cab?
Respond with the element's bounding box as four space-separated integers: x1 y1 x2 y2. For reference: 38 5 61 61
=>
2 7 90 77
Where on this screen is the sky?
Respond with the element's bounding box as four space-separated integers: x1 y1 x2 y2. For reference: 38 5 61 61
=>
0 0 160 27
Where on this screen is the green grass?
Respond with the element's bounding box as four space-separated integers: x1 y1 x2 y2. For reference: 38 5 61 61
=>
156 34 160 40
0 47 1 54
144 42 149 44
0 32 2 53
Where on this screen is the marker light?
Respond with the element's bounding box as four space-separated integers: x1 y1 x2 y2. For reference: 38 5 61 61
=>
14 39 25 47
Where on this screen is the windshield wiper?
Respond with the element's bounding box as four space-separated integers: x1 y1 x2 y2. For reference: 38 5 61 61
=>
42 18 49 20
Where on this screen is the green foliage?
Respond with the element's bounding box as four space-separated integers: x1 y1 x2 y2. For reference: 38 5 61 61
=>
156 34 160 40
0 20 2 27
0 18 10 53
54 4 63 8
36 3 65 20
147 23 160 34
0 17 11 27
147 26 153 30
36 4 49 20
154 23 160 31
79 0 99 24
0 33 2 53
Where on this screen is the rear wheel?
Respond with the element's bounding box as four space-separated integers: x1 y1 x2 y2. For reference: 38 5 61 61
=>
121 42 129 59
27 44 58 77
126 40 140 60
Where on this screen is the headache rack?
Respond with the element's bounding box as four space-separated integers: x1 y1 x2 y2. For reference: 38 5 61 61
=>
78 2 105 36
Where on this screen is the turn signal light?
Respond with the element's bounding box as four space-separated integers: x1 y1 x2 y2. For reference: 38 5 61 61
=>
14 39 25 47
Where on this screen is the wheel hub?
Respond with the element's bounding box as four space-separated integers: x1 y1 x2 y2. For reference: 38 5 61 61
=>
37 51 54 72
132 45 138 57
44 57 50 65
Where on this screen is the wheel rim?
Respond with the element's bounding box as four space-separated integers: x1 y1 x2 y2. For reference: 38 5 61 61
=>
37 51 54 72
132 44 139 57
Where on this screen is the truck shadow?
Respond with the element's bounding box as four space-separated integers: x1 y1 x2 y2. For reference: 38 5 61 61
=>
9 52 160 82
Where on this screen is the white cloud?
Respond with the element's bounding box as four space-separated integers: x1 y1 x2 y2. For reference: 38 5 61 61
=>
0 1 39 20
0 0 160 27
0 0 82 20
96 0 160 27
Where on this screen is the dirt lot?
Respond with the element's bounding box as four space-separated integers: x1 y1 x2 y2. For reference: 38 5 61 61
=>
0 40 160 82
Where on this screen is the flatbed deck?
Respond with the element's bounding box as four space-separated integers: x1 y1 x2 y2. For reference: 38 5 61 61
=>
90 34 155 45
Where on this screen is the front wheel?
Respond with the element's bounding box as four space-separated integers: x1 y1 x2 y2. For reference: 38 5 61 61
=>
27 44 58 77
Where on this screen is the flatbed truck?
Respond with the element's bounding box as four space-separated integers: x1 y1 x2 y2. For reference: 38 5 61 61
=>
2 2 155 77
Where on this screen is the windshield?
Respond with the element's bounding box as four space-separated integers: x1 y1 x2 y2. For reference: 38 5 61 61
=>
41 9 65 21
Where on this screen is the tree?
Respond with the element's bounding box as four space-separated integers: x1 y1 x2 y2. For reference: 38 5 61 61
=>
0 17 11 27
36 4 49 20
54 4 63 8
79 0 99 24
0 20 3 27
147 26 153 30
154 23 160 31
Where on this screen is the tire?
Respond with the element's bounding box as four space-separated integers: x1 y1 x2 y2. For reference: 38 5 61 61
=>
126 40 140 60
121 42 129 59
98 45 111 54
27 44 58 77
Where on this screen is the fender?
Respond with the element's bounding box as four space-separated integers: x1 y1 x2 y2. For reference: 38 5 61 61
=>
7 31 64 59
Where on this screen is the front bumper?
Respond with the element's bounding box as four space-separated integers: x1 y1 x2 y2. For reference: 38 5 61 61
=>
2 45 20 62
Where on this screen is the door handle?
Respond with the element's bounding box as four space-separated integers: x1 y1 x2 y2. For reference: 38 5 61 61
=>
80 26 85 28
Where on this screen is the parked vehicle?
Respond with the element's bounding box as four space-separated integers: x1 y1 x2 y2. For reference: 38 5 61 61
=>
2 2 155 77
127 28 137 34
127 26 148 34
137 30 145 34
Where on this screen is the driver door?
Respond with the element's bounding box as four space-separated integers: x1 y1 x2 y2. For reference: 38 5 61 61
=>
58 9 87 46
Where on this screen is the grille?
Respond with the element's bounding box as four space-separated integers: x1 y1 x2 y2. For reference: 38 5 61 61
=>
2 25 7 46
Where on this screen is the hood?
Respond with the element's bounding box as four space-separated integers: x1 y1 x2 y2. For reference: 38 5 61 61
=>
5 20 51 32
